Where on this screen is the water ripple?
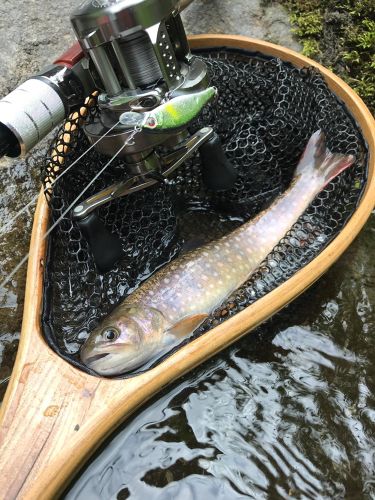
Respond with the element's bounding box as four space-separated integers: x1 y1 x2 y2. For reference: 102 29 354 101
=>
66 216 375 499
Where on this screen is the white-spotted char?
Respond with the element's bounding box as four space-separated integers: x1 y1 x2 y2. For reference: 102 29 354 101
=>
81 131 355 375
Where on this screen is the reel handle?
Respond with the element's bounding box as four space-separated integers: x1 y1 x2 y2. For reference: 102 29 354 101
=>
199 132 238 191
76 213 124 273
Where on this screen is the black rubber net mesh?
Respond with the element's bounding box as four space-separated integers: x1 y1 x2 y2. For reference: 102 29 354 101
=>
40 48 368 377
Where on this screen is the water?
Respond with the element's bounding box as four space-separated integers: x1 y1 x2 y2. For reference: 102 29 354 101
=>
0 156 39 400
65 214 375 499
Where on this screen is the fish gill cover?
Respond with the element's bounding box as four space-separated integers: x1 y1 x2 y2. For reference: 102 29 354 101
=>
39 48 367 377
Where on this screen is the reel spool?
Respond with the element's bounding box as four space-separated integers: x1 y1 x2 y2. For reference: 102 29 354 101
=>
67 0 237 271
70 0 210 161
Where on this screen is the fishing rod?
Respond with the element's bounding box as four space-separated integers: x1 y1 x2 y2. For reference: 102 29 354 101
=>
0 0 236 273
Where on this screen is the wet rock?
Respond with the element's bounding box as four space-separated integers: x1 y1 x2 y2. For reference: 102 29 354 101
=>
0 0 77 94
0 0 300 97
181 0 301 51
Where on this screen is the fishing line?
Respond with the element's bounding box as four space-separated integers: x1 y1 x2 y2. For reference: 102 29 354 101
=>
0 376 10 387
164 73 187 101
0 127 140 291
0 120 121 237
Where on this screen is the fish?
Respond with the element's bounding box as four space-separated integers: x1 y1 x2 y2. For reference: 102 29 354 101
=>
119 87 217 131
80 130 355 375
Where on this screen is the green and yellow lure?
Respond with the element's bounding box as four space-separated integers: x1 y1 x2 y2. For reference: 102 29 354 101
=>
120 87 217 132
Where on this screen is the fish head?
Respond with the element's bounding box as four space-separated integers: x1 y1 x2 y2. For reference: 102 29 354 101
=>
80 305 166 376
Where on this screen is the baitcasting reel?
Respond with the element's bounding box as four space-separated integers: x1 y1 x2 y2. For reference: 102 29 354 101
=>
0 0 237 272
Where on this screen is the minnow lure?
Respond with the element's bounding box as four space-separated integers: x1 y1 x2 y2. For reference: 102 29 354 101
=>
81 131 354 375
119 87 217 131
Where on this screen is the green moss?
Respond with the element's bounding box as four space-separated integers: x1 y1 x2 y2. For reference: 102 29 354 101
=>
279 0 375 113
291 12 322 56
301 39 320 58
290 11 323 37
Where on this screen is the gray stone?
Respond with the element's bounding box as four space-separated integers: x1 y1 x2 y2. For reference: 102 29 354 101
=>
0 0 77 94
181 0 301 51
0 0 300 96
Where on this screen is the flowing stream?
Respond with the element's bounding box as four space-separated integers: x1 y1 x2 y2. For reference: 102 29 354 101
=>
65 214 375 499
0 157 39 399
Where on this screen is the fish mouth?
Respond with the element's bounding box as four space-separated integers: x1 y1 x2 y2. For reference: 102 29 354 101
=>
84 353 109 364
82 352 135 376
81 350 149 376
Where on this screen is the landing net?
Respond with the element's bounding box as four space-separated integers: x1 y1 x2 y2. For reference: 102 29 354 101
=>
40 48 367 376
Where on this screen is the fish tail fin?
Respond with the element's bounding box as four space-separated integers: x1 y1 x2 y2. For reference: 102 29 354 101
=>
295 130 355 189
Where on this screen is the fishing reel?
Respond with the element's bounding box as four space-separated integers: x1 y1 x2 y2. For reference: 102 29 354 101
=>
0 0 237 272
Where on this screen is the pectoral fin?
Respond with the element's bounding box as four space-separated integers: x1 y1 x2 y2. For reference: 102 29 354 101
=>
167 314 208 340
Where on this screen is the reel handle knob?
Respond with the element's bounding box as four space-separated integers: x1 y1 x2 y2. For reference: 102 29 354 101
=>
76 213 124 273
199 132 238 192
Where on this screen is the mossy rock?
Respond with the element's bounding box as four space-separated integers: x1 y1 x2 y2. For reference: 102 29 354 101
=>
279 0 375 114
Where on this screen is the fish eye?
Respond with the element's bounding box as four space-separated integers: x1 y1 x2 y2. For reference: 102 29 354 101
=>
103 328 119 342
146 116 157 128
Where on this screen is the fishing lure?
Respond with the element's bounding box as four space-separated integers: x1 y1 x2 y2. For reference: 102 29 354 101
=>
119 87 217 131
